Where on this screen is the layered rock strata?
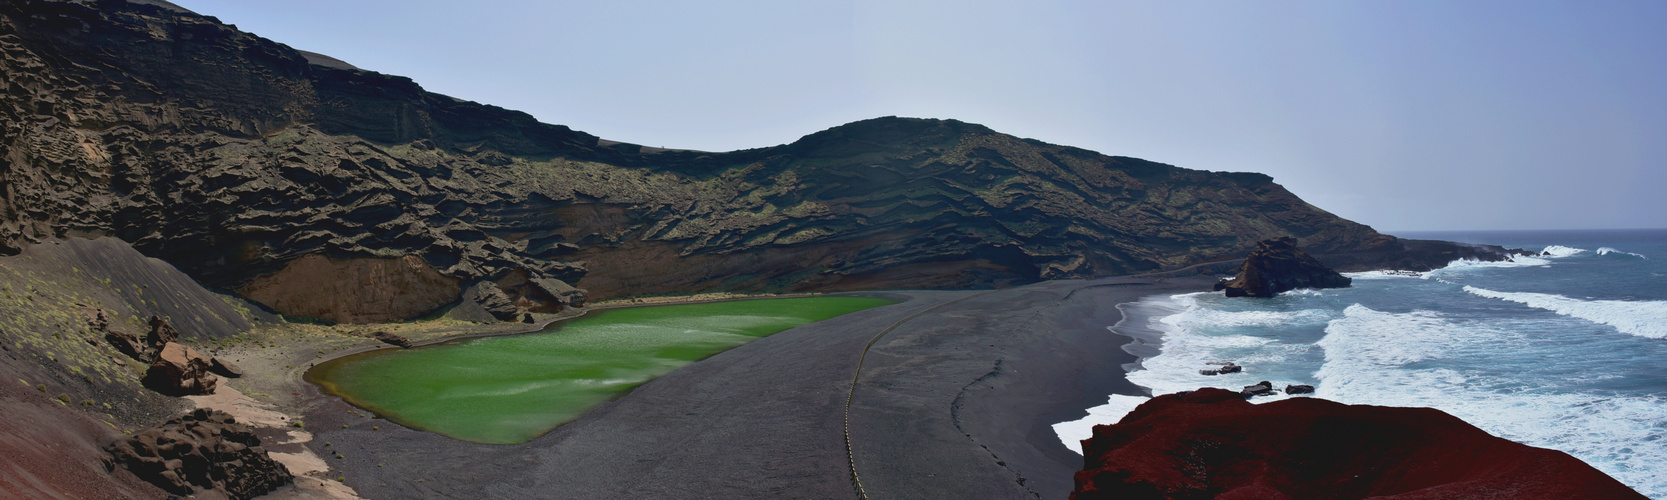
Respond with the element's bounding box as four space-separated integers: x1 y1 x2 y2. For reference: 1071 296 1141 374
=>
0 0 1511 322
1072 388 1645 499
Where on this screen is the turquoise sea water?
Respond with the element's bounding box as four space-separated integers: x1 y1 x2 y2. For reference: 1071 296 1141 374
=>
1060 229 1667 497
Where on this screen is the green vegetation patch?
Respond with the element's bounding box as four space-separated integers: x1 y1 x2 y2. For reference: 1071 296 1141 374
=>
306 296 894 444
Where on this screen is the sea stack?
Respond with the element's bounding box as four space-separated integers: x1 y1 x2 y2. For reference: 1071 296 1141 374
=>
1071 388 1647 499
1215 237 1351 297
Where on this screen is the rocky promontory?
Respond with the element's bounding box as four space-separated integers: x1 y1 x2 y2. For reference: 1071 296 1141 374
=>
1072 389 1645 499
1215 237 1352 297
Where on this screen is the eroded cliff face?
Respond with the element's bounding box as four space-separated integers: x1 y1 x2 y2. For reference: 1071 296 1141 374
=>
240 254 460 323
0 0 1476 321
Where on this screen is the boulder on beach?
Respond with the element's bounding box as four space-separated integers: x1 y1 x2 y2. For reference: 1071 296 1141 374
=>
370 330 413 348
208 357 243 378
142 342 218 396
1072 388 1646 500
106 409 292 499
1215 237 1352 298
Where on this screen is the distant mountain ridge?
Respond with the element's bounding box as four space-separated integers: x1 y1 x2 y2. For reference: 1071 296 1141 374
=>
0 0 1509 322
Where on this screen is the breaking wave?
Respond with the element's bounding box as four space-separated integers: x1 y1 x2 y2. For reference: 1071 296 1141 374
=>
1463 286 1667 339
1313 304 1667 495
1539 245 1588 258
1598 247 1648 259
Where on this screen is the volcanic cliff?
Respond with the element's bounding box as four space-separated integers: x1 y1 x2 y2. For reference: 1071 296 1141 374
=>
1073 389 1646 499
1 0 1505 323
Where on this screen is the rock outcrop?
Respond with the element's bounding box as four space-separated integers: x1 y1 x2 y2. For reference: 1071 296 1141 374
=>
0 0 1515 322
1072 388 1645 499
1215 237 1352 297
106 409 293 500
1198 361 1241 375
1239 380 1276 398
462 281 522 322
142 342 218 396
146 315 180 350
368 330 413 348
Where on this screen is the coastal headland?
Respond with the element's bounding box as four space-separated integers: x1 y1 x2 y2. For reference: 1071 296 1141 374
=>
0 2 1570 498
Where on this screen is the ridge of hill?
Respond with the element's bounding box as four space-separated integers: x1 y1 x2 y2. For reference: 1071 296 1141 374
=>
1 0 1506 322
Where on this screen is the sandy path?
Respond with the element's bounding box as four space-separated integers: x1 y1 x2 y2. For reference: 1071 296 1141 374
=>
189 387 363 499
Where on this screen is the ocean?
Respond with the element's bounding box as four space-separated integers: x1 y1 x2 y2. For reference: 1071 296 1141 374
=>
1054 229 1667 498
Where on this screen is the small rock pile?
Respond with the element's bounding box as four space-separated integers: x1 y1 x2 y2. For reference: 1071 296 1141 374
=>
101 315 238 395
106 409 293 499
1199 361 1242 375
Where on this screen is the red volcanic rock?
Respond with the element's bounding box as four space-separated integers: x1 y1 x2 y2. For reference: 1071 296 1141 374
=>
1072 388 1644 500
147 315 181 349
107 409 293 499
142 342 218 396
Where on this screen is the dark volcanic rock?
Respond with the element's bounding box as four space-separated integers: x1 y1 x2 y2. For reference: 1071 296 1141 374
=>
1072 388 1645 500
208 357 242 378
106 329 145 361
463 281 521 322
1215 237 1352 297
1239 380 1275 398
369 331 413 348
1198 362 1241 376
146 315 180 351
107 408 293 500
1285 384 1315 395
142 342 218 396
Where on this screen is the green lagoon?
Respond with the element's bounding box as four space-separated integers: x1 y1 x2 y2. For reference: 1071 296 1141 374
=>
305 296 893 444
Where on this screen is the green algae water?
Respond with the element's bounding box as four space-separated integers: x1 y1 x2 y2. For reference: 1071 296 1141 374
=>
305 296 893 444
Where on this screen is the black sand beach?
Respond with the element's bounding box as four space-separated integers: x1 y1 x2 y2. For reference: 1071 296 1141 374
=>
298 275 1216 499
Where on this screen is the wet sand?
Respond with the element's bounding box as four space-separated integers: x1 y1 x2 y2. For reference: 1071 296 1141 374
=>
290 275 1216 499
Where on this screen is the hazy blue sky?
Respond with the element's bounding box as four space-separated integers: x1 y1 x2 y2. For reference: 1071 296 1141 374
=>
173 0 1666 231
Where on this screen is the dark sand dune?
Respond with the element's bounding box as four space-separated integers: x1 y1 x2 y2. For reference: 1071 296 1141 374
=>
303 276 1214 499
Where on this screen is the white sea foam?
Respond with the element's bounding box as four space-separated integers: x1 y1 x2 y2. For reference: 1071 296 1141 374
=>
1463 286 1667 339
1159 295 1333 330
1052 394 1151 454
1539 245 1589 257
1597 247 1649 259
1313 305 1667 496
1315 305 1452 366
1425 244 1591 277
1344 270 1423 280
1123 295 1325 399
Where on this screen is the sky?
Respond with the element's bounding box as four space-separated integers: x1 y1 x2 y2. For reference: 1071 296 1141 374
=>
170 0 1667 232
